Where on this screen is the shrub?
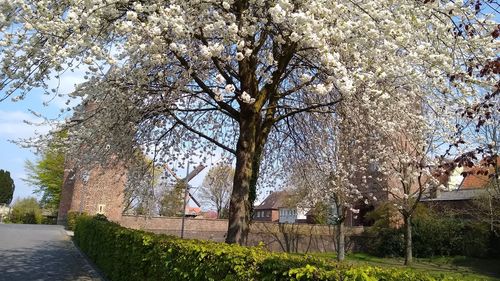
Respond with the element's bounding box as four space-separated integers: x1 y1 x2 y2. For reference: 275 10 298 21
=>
66 211 88 230
487 230 500 258
364 203 404 257
75 216 455 281
365 204 492 258
9 197 43 224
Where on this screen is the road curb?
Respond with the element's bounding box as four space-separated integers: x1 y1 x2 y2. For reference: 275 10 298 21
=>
67 234 108 281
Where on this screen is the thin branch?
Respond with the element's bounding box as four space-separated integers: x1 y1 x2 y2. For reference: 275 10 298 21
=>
167 111 236 155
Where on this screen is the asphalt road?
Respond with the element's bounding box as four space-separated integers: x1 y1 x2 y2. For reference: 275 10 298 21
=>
0 224 103 281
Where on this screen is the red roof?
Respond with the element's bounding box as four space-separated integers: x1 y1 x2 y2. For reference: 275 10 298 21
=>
185 206 201 215
459 156 499 190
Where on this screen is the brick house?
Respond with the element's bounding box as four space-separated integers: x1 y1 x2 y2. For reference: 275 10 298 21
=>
57 100 129 225
253 191 306 222
253 191 309 223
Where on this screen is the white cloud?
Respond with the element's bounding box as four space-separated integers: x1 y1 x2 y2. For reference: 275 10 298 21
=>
0 110 51 139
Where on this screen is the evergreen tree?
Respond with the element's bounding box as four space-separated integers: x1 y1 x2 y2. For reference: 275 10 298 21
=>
0 169 15 205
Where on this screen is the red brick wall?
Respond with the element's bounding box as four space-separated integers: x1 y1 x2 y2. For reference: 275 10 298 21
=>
120 215 229 242
119 215 365 253
57 169 76 224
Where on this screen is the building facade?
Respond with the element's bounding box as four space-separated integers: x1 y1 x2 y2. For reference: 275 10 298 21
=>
57 163 126 224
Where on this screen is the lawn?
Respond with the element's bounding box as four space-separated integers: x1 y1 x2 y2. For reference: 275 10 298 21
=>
304 252 500 281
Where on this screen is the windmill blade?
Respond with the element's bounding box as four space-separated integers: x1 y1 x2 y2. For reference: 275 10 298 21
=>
188 192 201 207
184 164 206 182
163 164 182 181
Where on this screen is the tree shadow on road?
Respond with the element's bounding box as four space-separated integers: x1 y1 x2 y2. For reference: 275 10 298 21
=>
0 239 102 281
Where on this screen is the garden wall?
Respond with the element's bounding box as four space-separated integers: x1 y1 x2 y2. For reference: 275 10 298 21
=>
119 215 365 253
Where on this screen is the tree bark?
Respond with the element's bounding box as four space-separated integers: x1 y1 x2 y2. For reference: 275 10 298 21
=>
404 214 413 265
226 114 260 244
337 220 345 261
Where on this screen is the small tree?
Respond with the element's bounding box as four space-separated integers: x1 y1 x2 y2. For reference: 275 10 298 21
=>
374 128 438 265
24 148 65 211
200 165 234 219
0 170 15 205
285 108 371 261
10 197 43 224
159 181 186 217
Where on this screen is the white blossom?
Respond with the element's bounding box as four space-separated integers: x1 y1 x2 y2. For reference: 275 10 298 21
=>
224 84 235 93
240 91 255 104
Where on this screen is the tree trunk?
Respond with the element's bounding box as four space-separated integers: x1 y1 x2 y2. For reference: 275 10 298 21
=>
404 214 412 265
226 115 260 244
337 220 345 261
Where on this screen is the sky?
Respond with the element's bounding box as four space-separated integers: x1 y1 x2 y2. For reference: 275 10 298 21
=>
0 69 214 206
0 71 83 203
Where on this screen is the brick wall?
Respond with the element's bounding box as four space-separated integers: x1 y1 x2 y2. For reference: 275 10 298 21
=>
120 215 228 242
120 215 365 253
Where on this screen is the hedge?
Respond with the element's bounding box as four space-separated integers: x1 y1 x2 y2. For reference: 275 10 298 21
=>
75 216 453 281
364 204 498 259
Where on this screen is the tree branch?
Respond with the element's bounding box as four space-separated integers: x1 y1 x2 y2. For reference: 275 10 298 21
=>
275 99 343 123
167 110 236 155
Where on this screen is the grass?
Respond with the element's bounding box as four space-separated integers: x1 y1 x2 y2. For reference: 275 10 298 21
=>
305 252 500 280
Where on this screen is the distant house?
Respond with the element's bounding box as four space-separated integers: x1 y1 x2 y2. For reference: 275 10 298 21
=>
253 191 308 223
254 190 377 225
304 202 374 227
185 206 202 217
199 210 218 219
253 191 285 222
279 207 308 223
421 156 499 213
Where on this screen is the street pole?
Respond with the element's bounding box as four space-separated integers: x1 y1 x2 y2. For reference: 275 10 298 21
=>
180 162 189 238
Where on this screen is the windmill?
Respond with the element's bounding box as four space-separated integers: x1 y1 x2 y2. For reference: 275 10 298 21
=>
164 163 205 238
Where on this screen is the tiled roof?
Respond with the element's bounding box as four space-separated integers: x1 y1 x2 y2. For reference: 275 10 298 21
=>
185 206 201 215
459 156 499 190
255 191 290 210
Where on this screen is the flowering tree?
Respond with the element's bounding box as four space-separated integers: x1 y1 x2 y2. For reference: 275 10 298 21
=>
373 123 439 265
122 157 163 216
285 106 375 261
0 0 497 244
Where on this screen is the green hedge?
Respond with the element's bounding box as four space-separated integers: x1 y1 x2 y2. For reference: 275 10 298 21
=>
75 216 453 281
364 204 495 258
66 211 88 230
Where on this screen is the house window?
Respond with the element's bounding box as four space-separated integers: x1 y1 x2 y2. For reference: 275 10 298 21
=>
266 211 270 218
97 204 105 214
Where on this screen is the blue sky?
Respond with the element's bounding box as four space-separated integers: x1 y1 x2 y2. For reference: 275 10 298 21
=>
0 69 214 206
0 71 83 203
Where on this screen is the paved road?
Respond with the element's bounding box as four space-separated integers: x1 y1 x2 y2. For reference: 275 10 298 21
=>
0 224 103 281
